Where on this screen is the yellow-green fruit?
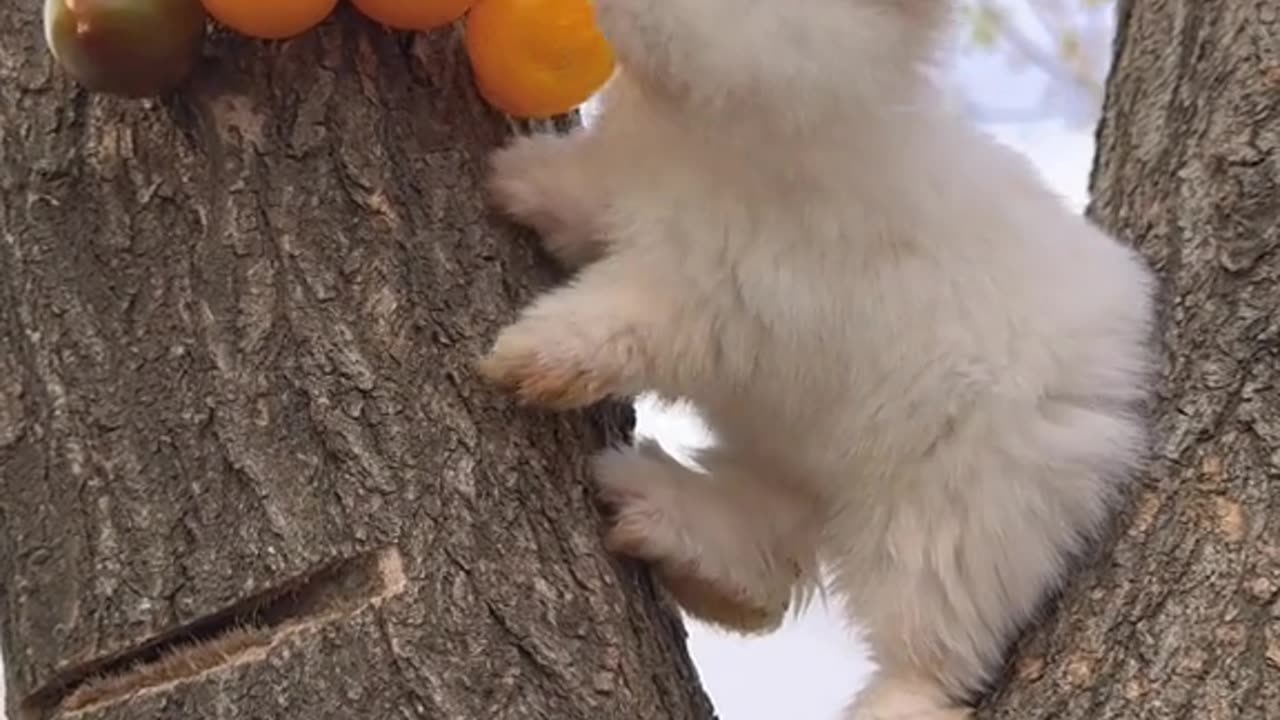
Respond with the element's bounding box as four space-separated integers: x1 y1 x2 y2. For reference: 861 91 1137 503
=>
43 0 207 98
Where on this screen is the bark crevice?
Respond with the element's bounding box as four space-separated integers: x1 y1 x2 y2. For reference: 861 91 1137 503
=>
0 6 714 720
979 2 1280 717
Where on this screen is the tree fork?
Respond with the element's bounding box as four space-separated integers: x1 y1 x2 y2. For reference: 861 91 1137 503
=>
979 1 1280 717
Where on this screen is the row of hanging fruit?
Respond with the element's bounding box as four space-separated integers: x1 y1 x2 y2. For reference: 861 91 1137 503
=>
42 0 615 119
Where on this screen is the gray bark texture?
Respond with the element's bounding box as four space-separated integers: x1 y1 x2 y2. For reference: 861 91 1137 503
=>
0 5 715 720
978 1 1280 718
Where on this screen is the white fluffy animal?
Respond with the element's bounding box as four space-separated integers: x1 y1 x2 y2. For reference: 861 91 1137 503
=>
477 1 1156 717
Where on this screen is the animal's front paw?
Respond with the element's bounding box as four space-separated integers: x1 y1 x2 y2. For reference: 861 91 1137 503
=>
592 447 790 634
488 134 590 240
487 133 605 267
487 134 563 229
476 319 622 410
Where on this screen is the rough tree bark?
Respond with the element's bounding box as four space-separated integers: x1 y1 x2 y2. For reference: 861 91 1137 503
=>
0 5 715 720
979 1 1280 717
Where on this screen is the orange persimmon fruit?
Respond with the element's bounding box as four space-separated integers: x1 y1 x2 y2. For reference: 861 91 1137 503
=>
352 0 477 30
464 0 615 119
201 0 338 39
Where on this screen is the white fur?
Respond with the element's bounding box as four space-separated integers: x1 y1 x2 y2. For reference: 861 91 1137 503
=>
479 1 1156 717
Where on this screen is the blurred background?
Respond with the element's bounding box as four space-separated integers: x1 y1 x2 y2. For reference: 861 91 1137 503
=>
0 1 1117 716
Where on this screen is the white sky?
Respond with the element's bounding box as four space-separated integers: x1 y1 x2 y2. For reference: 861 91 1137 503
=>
0 5 1106 717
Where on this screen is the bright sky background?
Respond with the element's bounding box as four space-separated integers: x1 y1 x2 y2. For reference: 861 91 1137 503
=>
0 3 1110 717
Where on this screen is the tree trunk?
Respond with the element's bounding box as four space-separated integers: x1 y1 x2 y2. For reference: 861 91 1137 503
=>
0 6 715 720
978 1 1280 717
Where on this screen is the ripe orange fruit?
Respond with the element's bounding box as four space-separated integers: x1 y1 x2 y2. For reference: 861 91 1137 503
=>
201 0 338 39
464 0 615 119
352 0 477 30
